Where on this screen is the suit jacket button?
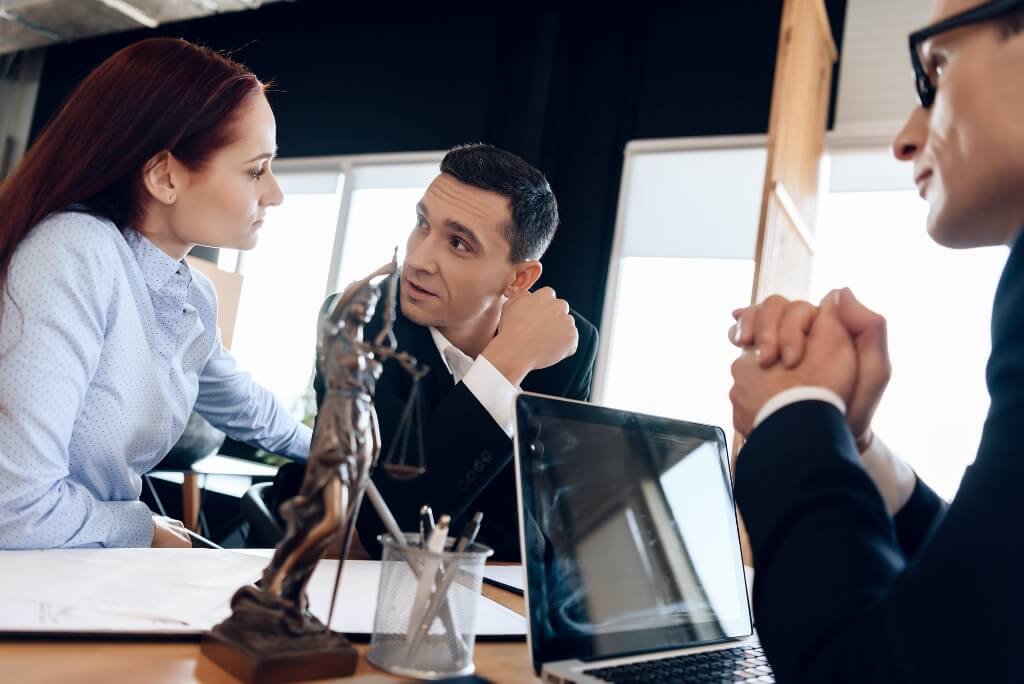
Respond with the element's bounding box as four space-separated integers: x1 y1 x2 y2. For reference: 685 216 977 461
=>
466 471 478 483
457 480 469 492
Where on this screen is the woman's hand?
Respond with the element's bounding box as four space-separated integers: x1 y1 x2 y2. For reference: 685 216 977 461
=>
151 515 192 548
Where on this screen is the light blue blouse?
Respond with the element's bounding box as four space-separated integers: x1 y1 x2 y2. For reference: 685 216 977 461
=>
0 211 311 548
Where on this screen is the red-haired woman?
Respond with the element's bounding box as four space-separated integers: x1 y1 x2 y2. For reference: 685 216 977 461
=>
0 38 311 549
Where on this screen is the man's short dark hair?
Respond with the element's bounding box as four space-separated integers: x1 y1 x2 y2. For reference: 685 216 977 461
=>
440 143 559 262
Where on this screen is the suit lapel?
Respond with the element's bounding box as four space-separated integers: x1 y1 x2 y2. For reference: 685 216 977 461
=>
392 300 453 406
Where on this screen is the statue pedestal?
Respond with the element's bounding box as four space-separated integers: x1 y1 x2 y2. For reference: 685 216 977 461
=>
201 585 358 683
201 630 358 684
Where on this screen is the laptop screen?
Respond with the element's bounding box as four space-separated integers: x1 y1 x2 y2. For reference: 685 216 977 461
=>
514 393 753 671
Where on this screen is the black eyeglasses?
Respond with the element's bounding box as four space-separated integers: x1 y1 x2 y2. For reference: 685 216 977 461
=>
909 0 1024 108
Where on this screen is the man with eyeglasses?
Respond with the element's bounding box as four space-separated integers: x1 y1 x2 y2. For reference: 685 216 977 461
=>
725 1 1024 681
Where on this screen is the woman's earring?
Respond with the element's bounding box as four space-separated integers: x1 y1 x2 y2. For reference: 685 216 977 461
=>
168 193 176 203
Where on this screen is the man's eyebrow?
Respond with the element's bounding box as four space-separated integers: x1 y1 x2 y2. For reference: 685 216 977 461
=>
445 219 483 249
416 202 429 217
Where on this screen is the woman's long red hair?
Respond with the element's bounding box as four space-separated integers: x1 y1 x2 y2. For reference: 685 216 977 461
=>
0 37 265 315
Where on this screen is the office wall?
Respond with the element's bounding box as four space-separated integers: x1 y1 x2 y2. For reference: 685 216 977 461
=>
29 0 847 329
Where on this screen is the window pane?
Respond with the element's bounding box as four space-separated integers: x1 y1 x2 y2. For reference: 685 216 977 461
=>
600 142 764 450
333 162 439 291
229 173 344 418
813 190 1008 499
602 257 754 453
335 187 426 291
621 146 765 260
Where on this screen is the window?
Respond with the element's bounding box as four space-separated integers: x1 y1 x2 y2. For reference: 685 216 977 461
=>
599 138 1002 501
596 138 767 453
219 153 443 421
220 168 344 421
814 148 1007 499
332 162 441 292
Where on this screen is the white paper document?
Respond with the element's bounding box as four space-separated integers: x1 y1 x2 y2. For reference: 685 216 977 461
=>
0 548 266 635
0 549 525 639
483 565 526 593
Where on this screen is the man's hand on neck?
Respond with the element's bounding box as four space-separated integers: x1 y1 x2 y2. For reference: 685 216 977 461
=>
479 288 579 386
436 305 504 361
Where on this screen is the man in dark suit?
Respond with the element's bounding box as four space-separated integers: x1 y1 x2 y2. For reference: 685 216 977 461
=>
278 143 597 561
725 1 1024 681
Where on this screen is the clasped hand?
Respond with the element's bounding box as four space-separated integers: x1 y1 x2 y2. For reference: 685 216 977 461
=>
482 287 578 386
728 288 891 446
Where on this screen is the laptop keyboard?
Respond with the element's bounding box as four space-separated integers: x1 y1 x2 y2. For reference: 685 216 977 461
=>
582 644 773 683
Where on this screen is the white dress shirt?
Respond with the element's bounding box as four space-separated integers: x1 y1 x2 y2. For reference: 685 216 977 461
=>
753 387 917 513
428 327 519 437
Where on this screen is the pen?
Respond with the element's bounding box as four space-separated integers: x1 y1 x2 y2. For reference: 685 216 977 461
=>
455 512 483 552
406 516 449 642
405 511 485 663
405 513 486 663
403 562 467 663
365 482 466 659
426 515 449 556
185 529 223 550
482 575 524 596
419 505 435 547
366 481 405 546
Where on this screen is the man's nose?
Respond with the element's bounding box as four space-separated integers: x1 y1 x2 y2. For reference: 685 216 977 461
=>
404 233 438 275
892 106 928 162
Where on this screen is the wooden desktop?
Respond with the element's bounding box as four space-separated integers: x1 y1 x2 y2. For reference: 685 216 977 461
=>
0 577 535 683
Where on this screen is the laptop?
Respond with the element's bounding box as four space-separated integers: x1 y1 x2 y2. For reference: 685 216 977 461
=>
513 393 773 684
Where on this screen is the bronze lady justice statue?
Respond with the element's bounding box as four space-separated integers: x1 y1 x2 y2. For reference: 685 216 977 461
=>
202 255 427 682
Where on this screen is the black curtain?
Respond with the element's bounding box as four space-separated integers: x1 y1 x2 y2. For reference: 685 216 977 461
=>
31 0 847 329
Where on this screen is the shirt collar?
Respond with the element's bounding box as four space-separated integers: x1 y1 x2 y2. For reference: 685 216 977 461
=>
428 327 475 383
124 229 190 292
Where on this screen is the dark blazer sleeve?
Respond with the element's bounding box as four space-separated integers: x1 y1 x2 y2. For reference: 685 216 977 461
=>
565 313 598 401
892 476 946 560
735 241 1024 683
521 310 598 401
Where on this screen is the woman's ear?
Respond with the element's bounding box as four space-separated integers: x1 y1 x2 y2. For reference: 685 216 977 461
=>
142 151 178 205
504 260 543 298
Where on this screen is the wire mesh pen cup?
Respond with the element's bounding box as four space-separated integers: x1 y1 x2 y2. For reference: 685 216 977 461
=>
367 533 493 680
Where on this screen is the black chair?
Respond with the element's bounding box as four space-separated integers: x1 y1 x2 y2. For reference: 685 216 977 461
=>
160 411 226 471
241 481 284 547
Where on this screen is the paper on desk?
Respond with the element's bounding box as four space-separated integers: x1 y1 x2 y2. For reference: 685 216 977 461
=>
483 565 526 593
0 549 267 634
0 550 525 638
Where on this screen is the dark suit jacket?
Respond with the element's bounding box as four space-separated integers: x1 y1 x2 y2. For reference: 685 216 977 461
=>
313 278 598 561
734 234 1024 682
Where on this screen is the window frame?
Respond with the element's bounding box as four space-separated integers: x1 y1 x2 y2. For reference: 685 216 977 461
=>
223 151 446 302
593 134 768 404
220 151 445 415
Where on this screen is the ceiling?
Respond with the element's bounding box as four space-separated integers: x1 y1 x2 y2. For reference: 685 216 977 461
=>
0 0 292 55
831 0 932 143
